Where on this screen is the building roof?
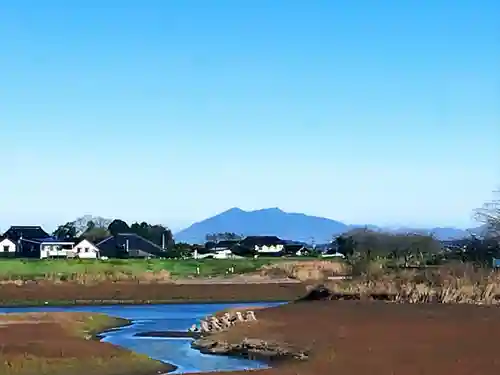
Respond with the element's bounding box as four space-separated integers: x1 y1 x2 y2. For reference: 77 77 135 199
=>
240 236 284 247
283 244 305 251
205 241 217 250
4 226 50 241
214 240 240 249
20 237 75 244
74 239 98 247
97 233 165 257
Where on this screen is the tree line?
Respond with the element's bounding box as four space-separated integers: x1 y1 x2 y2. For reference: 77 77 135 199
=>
205 232 243 242
52 218 174 249
332 229 443 265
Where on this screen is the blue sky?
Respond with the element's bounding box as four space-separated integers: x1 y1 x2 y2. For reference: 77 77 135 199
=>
0 0 498 232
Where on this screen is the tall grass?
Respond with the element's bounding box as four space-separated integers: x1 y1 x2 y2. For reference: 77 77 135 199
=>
259 260 348 281
323 262 500 304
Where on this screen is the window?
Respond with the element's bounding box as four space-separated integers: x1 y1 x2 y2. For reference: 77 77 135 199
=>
77 247 82 253
84 247 89 252
2 246 8 252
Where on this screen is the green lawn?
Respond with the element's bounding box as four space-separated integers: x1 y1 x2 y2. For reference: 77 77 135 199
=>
0 258 314 280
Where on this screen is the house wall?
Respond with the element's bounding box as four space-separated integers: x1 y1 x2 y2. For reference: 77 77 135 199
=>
73 240 99 259
255 244 284 253
19 240 40 258
0 239 16 253
0 239 16 257
40 243 75 259
213 249 234 259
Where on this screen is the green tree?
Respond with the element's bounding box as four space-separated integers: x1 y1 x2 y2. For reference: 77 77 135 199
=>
129 222 173 249
53 222 77 240
333 234 356 260
335 229 441 266
107 219 130 236
81 226 110 243
205 232 242 242
167 242 193 258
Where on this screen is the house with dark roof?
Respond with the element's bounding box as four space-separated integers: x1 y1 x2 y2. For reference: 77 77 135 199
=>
283 243 308 256
239 236 285 256
3 226 50 241
3 226 75 259
96 233 166 258
195 239 243 259
212 240 240 251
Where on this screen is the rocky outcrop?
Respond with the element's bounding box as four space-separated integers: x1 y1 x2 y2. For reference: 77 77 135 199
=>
191 337 308 362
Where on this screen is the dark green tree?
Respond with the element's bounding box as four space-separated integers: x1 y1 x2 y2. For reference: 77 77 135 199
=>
81 226 110 243
52 222 77 240
205 232 242 242
107 219 130 236
129 222 173 249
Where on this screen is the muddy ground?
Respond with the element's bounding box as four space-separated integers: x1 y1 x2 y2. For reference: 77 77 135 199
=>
0 282 306 305
205 300 500 375
0 312 171 375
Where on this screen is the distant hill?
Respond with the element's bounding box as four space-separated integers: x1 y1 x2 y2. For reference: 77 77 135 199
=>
174 207 476 244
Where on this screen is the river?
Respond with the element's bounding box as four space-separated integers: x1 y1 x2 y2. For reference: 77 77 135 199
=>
0 302 282 373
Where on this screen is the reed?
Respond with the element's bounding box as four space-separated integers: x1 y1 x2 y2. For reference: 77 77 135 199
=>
260 260 349 282
323 263 500 304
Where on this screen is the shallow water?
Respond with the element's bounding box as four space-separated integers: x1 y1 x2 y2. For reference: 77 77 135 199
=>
0 302 282 373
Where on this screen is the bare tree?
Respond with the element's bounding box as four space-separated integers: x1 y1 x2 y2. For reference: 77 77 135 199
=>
474 190 500 239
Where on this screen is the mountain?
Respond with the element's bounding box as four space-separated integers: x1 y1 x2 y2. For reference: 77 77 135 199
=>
175 208 348 244
174 207 475 244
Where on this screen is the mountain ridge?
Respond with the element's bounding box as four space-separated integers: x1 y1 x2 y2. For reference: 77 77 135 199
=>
174 207 479 244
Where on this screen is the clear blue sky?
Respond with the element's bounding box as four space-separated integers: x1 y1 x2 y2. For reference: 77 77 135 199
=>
0 0 498 232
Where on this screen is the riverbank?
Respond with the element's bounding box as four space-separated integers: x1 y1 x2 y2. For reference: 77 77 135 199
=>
195 300 500 375
0 312 174 375
0 281 306 306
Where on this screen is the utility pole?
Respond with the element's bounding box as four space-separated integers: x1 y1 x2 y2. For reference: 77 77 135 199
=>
309 237 316 249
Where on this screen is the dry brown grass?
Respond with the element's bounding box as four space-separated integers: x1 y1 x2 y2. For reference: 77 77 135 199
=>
323 263 500 304
0 270 173 285
260 260 349 282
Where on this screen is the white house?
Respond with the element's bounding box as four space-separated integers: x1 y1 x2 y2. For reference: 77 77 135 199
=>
321 252 345 259
255 244 285 253
35 239 76 259
0 238 16 256
72 239 100 259
194 249 241 260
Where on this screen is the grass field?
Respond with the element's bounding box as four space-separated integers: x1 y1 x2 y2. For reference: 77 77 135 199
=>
0 258 324 283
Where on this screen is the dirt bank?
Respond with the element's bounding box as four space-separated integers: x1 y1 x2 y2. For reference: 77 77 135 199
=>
198 300 500 375
0 281 306 305
0 312 172 375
